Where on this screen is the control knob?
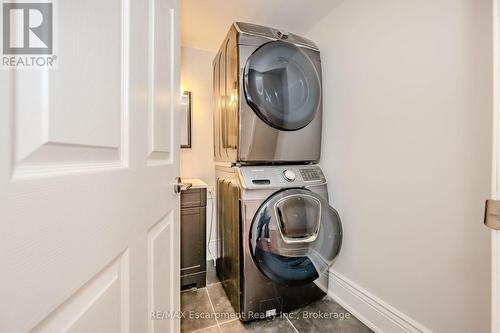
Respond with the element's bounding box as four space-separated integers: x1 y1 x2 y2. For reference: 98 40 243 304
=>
283 169 296 182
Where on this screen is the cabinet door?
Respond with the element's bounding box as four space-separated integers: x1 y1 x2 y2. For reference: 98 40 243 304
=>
181 207 206 275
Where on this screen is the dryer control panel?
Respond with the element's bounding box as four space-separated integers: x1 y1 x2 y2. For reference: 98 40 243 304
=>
238 165 326 189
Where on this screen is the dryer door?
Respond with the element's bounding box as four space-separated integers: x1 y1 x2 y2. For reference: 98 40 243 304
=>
243 41 321 131
249 188 342 286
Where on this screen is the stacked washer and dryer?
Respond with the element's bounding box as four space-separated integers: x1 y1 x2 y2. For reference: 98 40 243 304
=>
213 22 342 321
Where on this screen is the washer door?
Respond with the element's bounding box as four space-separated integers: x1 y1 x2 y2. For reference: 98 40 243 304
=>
243 41 321 131
249 188 342 285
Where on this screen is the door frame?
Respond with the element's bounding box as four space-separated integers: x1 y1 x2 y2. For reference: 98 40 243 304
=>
492 0 499 331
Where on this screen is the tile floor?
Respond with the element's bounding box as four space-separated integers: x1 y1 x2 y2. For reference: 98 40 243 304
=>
181 262 373 333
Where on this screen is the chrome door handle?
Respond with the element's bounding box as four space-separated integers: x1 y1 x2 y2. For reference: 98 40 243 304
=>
174 177 193 193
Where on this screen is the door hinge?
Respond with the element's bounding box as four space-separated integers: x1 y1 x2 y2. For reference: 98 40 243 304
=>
484 199 500 230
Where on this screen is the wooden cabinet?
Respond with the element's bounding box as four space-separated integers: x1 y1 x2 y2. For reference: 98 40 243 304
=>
181 188 207 289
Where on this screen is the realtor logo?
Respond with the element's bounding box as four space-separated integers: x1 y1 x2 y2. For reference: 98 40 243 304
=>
2 0 56 67
3 2 52 54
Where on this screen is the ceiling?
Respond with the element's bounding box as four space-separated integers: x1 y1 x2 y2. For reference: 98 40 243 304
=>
180 0 344 52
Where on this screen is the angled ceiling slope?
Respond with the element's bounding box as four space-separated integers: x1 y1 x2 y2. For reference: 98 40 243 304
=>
180 0 344 52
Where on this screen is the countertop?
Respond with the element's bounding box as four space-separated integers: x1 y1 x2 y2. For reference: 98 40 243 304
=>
182 178 208 189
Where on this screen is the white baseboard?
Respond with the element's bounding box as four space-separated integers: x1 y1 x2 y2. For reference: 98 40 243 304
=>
328 270 433 333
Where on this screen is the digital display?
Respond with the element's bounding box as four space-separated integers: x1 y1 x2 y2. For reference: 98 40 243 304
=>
300 169 321 181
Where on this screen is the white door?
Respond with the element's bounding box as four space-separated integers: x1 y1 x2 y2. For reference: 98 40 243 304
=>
0 0 181 332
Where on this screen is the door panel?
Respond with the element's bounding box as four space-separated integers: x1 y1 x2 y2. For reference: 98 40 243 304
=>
148 0 175 160
0 0 180 332
32 251 130 333
148 213 176 333
49 0 123 149
14 0 126 175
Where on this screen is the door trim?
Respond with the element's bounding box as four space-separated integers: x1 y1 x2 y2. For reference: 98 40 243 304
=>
492 0 499 331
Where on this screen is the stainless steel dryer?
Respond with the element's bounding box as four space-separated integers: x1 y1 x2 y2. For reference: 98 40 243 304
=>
216 164 342 321
213 22 323 164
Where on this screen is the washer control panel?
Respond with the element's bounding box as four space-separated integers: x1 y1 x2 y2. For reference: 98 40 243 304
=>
239 165 326 189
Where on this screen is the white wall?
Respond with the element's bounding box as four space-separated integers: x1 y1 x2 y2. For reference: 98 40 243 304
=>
307 1 492 332
180 46 218 261
180 46 216 188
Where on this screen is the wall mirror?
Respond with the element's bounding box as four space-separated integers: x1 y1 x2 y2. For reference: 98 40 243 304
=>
180 91 192 148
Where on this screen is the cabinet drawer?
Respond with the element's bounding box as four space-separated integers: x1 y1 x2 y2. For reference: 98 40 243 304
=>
181 188 207 208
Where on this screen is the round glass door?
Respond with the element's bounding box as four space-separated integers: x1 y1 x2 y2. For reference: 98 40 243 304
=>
249 188 342 286
243 41 321 131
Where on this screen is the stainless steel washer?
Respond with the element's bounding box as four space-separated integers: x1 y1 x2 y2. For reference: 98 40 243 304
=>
216 164 342 321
